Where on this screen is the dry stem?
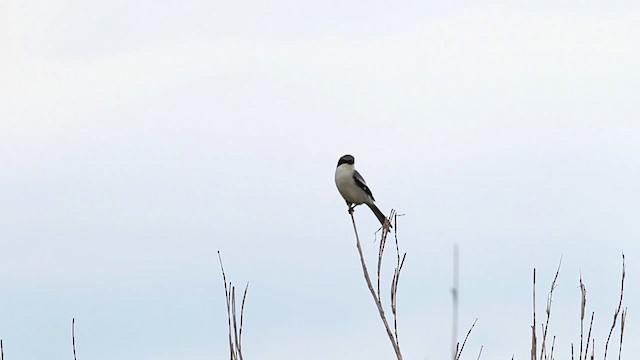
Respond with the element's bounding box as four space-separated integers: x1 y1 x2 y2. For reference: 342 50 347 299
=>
72 318 77 360
579 274 586 360
476 345 483 360
531 269 537 360
618 308 626 360
583 312 594 360
350 209 403 360
452 244 459 360
540 259 561 360
604 253 626 360
455 318 478 360
218 251 249 360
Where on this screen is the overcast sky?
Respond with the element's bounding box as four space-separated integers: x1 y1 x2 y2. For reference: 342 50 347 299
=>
1 1 639 359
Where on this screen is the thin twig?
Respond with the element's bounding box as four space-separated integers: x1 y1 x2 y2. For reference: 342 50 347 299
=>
455 318 478 360
238 282 249 357
476 345 484 360
452 244 459 360
604 253 626 360
350 212 403 360
376 227 386 299
218 251 247 360
1 339 3 360
579 273 586 360
540 258 562 360
390 211 405 346
618 308 627 360
231 287 242 360
531 269 537 360
218 252 237 359
583 312 594 360
72 318 77 360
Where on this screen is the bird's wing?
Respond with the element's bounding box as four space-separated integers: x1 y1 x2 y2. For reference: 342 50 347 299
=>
353 170 375 201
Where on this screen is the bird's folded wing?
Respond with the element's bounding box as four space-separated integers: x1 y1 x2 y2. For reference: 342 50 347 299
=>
353 170 375 201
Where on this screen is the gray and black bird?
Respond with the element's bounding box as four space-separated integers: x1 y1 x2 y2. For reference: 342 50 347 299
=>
334 154 389 227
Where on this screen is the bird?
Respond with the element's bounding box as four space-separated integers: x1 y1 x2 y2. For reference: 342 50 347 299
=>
334 154 390 227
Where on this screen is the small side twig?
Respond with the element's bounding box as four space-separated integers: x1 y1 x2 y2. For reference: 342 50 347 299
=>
540 258 562 360
390 212 406 348
604 253 626 360
451 244 459 360
531 269 537 360
218 251 249 360
583 312 594 360
72 318 77 360
579 273 587 360
618 307 627 360
239 282 249 355
455 318 478 360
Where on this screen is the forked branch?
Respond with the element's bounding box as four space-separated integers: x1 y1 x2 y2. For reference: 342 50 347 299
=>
350 209 404 360
218 251 249 360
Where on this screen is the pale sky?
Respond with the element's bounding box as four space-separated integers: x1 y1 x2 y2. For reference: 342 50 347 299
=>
1 1 639 359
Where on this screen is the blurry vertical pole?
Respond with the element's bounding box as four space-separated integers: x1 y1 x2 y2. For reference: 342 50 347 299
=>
451 244 459 360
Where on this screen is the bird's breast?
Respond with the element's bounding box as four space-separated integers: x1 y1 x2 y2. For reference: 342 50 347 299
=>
335 166 367 205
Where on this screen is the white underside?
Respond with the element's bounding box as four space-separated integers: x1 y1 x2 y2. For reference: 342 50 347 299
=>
335 164 372 205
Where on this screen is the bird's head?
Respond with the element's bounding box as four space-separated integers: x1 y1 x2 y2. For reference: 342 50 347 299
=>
337 154 355 167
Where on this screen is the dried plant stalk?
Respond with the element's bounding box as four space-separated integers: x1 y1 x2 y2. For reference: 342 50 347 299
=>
604 254 626 360
350 209 404 360
451 244 459 360
531 269 537 360
455 318 478 360
540 259 562 360
218 251 249 360
583 312 594 360
579 274 586 360
72 318 78 360
618 308 627 360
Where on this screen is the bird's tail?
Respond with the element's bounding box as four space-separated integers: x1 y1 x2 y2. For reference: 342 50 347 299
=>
367 203 391 228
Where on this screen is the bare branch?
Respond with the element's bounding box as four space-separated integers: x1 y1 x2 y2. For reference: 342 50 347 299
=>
604 253 626 360
391 211 406 346
531 269 537 360
238 282 249 356
72 318 78 360
452 244 459 360
583 312 594 360
455 318 478 360
618 308 627 360
579 273 586 360
540 258 562 360
350 210 403 360
218 251 248 360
